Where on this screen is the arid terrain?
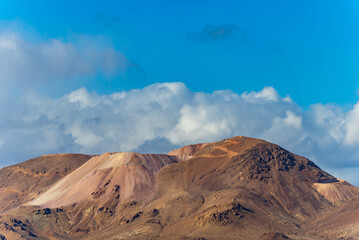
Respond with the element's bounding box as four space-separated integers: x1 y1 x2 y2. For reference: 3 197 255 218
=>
0 136 358 239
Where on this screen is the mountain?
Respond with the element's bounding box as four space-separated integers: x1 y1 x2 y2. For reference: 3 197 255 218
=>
0 154 92 214
307 194 359 239
0 136 358 239
28 152 178 208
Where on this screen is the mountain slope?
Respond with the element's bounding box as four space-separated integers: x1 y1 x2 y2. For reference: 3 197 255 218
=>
29 152 179 208
0 154 92 214
308 194 359 239
0 136 358 239
313 180 359 206
152 137 338 239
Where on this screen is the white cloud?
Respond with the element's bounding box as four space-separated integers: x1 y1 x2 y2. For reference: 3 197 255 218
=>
168 103 232 143
67 88 100 108
344 102 359 145
1 82 359 185
0 31 129 84
241 86 279 103
262 110 305 149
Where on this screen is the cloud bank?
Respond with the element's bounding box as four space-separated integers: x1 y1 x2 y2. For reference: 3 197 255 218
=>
1 82 359 184
0 30 132 84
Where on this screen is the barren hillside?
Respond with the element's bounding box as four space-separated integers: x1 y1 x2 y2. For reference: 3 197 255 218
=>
0 136 358 239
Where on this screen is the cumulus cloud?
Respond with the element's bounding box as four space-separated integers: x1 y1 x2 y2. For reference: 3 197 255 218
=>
241 87 280 103
344 102 359 145
1 82 359 185
0 30 132 84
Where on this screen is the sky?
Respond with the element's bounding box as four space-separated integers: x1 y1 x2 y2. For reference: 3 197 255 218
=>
1 0 359 184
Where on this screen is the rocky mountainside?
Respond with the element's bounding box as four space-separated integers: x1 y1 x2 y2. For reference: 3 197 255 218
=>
0 154 92 214
0 136 358 239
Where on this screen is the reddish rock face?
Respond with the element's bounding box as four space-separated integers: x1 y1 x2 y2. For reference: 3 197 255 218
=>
0 136 358 240
29 152 179 208
168 143 211 157
0 154 92 214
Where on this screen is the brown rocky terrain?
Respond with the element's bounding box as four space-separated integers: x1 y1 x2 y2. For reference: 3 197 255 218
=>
313 180 359 206
0 154 92 214
28 152 179 208
306 194 359 239
0 136 358 239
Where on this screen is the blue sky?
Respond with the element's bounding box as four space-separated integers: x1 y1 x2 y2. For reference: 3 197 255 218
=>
1 0 359 105
1 1 359 185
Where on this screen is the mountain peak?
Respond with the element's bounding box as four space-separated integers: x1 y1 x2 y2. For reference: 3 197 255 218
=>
0 136 358 239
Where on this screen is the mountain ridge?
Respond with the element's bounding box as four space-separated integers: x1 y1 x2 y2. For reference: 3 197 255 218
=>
0 136 358 239
0 154 92 214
